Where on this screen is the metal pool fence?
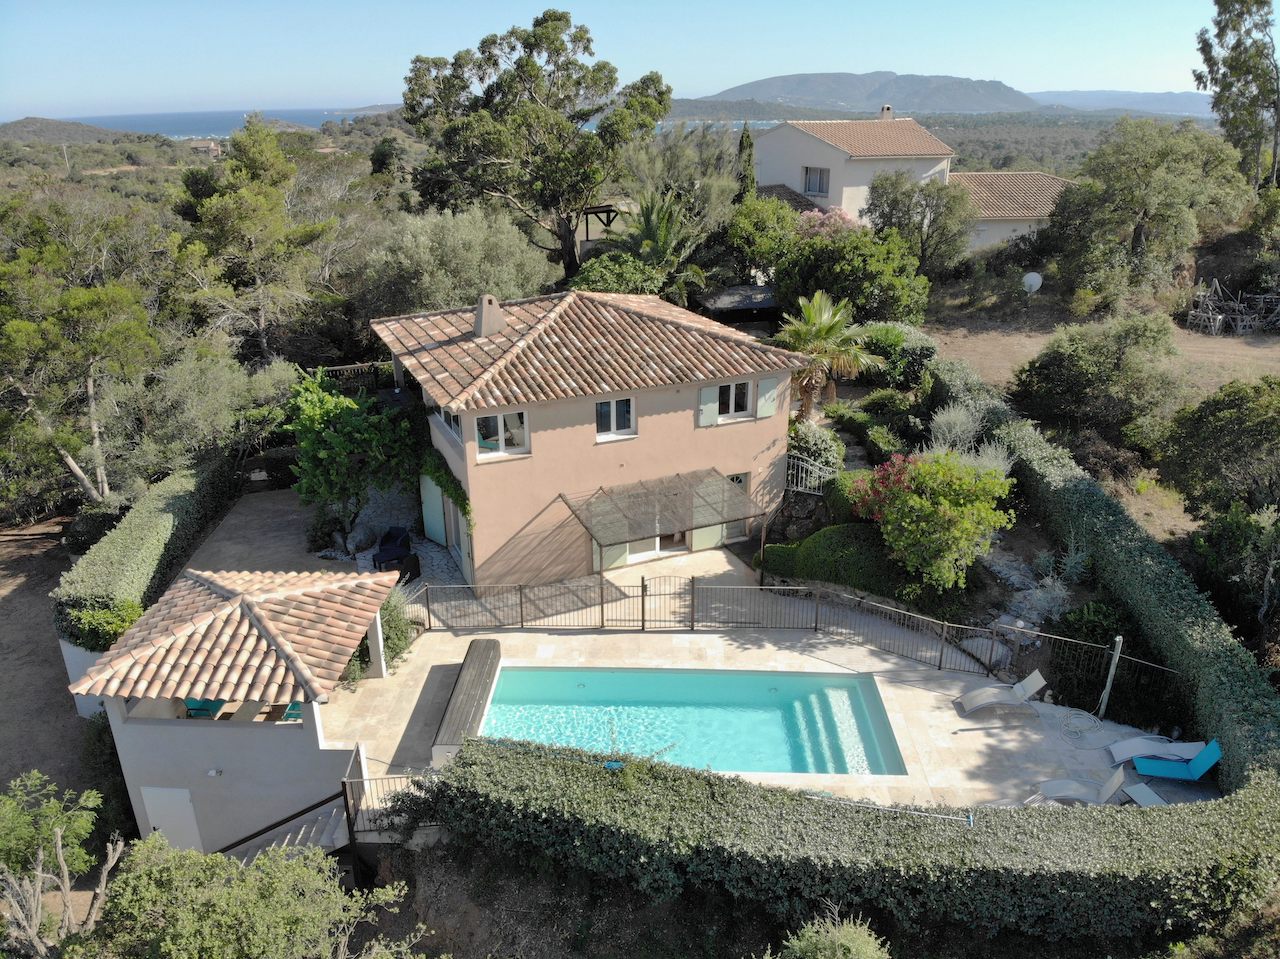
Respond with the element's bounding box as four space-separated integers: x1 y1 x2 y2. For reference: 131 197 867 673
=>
400 576 1183 721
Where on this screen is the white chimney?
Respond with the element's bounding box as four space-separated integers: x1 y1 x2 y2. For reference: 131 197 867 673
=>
474 293 506 338
879 104 894 120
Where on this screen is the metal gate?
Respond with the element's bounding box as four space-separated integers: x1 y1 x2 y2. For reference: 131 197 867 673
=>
642 576 691 630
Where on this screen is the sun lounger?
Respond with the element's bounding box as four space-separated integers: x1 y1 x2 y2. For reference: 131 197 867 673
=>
1134 740 1221 782
1122 782 1168 807
1107 735 1207 766
1025 767 1126 806
954 670 1046 716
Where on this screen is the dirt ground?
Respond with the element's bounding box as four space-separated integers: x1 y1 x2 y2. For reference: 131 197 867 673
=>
0 519 89 791
925 295 1280 392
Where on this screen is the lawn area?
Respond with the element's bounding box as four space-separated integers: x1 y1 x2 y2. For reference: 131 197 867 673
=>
924 286 1280 393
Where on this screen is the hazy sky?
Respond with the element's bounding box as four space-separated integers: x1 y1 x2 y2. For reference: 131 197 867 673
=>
0 0 1215 120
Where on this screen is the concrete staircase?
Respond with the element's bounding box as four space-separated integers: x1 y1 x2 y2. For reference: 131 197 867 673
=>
225 797 349 865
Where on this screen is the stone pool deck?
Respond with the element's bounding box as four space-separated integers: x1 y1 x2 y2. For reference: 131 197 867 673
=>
321 624 1218 808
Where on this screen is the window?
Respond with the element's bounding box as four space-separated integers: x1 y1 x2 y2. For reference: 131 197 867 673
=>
440 409 463 442
475 410 529 456
718 381 752 419
595 397 636 439
803 166 829 197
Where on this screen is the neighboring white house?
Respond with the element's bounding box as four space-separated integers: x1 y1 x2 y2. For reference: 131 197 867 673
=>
754 109 954 223
948 171 1071 251
753 109 1069 250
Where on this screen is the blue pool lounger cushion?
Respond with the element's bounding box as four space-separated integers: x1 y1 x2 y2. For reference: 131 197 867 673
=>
1133 739 1221 781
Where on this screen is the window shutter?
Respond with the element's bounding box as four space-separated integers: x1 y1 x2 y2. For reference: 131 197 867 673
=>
756 377 779 418
697 386 718 427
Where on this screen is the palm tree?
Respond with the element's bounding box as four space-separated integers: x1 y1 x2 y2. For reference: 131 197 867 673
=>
601 191 707 306
771 290 883 421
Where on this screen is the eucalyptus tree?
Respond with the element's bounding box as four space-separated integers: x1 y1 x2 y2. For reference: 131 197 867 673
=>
1196 0 1280 186
403 9 671 276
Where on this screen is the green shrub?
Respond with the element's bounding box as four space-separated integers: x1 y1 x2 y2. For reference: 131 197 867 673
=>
761 542 797 577
401 737 1279 946
823 401 872 440
857 322 937 389
858 388 912 418
823 470 870 519
51 455 238 650
305 508 343 552
774 914 889 959
65 602 145 651
849 454 1014 593
774 228 929 324
380 586 418 665
788 421 845 472
764 524 906 599
864 425 904 464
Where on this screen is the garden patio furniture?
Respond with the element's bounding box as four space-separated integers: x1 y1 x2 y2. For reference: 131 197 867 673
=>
373 526 412 571
1122 782 1168 807
1133 740 1222 782
1024 767 1126 806
184 697 227 719
954 670 1046 716
1106 735 1206 766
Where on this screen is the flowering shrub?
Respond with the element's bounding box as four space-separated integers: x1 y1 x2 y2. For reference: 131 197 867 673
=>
849 453 1014 592
796 207 859 239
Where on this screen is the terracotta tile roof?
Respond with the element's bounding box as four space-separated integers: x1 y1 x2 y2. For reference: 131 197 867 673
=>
757 184 822 213
69 569 399 704
782 119 954 158
370 290 806 412
950 171 1071 219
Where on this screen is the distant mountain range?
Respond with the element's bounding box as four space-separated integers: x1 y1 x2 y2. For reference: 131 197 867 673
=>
1027 90 1213 116
704 72 1037 114
683 72 1213 119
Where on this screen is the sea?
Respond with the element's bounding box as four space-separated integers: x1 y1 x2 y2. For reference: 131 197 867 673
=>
63 108 369 139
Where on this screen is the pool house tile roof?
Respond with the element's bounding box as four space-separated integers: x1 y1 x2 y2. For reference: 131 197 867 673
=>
69 569 399 704
370 290 806 412
949 171 1072 219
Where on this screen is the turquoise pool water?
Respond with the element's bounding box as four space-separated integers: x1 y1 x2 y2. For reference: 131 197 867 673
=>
480 667 907 775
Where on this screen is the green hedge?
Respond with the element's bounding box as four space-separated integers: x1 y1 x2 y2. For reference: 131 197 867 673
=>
761 524 905 599
823 469 869 519
410 738 1278 945
52 456 239 650
858 322 937 389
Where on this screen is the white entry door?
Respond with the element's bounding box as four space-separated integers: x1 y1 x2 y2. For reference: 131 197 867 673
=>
141 786 202 850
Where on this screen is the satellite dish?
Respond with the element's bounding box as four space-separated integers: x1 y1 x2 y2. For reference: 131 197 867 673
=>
1022 272 1043 294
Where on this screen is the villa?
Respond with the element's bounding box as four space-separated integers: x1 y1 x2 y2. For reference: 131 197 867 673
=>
753 110 1070 249
371 290 807 585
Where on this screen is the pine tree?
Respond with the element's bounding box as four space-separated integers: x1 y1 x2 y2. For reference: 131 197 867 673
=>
735 124 756 201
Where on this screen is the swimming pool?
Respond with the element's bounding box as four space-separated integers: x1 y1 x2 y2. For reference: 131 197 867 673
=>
479 667 907 775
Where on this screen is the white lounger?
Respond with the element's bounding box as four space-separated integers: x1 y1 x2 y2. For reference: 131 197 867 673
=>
1026 767 1126 807
1107 736 1207 767
954 670 1046 716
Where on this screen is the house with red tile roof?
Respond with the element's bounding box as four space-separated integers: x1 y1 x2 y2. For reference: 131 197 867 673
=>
372 290 806 585
949 171 1071 250
68 568 400 852
753 108 1069 251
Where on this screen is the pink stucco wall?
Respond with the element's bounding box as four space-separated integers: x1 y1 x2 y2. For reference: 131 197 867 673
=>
428 376 792 585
